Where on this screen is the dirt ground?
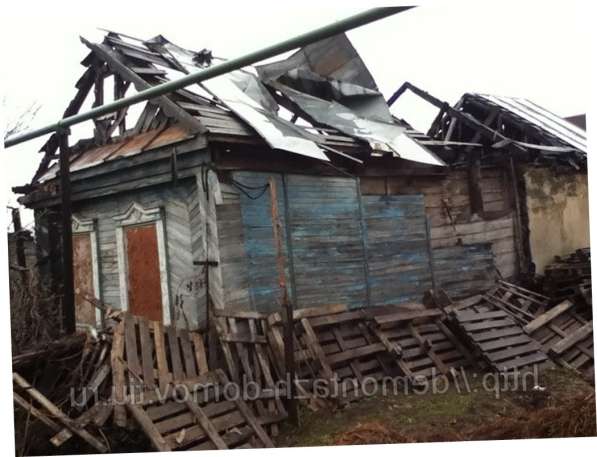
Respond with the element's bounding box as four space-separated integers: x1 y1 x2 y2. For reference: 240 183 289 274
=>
275 367 596 447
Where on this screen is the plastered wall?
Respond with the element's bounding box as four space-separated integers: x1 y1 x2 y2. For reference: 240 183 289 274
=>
524 167 590 274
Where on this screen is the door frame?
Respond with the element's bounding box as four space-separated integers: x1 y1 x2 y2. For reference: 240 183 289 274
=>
72 215 102 326
114 202 171 325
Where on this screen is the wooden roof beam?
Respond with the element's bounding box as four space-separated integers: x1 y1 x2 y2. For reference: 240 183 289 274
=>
387 82 526 152
81 38 207 136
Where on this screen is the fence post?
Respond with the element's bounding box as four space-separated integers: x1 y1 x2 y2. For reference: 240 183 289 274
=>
58 128 76 334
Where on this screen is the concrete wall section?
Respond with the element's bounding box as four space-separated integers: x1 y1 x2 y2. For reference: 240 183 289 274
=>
524 167 590 274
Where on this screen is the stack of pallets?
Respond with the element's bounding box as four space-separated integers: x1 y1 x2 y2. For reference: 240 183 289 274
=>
112 313 279 451
544 248 591 311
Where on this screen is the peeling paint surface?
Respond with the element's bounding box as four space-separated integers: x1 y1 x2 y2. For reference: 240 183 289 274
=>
524 167 590 273
73 233 96 325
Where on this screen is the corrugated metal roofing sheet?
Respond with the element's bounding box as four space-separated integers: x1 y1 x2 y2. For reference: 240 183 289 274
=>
473 94 587 153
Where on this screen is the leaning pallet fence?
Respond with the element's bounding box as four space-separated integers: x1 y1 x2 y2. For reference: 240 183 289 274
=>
214 309 287 435
112 313 209 426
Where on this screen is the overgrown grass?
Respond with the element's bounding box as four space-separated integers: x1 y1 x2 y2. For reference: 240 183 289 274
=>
276 367 596 447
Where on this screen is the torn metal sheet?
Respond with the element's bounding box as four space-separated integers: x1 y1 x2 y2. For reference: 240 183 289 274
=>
203 72 329 162
273 83 444 166
257 34 391 122
257 34 445 167
145 36 329 162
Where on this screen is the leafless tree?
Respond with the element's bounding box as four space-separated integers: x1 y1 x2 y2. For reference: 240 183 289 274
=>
2 97 41 140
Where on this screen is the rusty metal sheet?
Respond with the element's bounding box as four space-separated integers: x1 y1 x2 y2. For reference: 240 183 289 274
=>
73 233 96 325
105 124 192 161
144 124 194 150
71 142 126 172
39 124 194 182
125 224 163 322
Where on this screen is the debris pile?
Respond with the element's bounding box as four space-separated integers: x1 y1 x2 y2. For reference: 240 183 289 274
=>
443 281 594 380
12 282 595 453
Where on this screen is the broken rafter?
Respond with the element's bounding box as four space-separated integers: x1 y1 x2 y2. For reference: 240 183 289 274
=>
81 37 207 135
388 82 527 153
31 65 97 183
105 75 131 138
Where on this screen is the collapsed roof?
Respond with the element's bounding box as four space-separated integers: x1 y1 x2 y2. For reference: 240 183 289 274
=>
424 91 587 169
26 31 586 189
32 31 447 185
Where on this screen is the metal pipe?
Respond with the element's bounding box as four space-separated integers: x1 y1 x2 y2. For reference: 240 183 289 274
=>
4 7 412 149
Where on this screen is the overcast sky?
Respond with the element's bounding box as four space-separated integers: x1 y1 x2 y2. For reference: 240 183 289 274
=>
0 0 591 229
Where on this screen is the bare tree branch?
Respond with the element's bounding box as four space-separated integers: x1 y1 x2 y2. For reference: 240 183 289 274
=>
3 97 41 140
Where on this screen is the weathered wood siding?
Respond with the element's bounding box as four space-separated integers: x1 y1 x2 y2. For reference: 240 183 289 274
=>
433 243 496 297
286 175 367 308
216 172 448 311
72 179 204 329
232 172 288 313
362 194 432 304
361 167 516 285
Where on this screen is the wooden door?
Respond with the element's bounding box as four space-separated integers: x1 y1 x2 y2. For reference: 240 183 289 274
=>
73 233 96 325
125 223 163 321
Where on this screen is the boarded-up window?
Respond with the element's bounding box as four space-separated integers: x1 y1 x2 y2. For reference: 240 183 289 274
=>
73 233 96 325
125 223 163 321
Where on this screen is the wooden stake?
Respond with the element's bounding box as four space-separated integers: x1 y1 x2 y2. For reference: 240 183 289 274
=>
58 129 75 335
10 207 28 283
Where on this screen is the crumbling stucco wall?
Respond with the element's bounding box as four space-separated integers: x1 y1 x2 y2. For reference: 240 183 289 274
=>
524 167 590 274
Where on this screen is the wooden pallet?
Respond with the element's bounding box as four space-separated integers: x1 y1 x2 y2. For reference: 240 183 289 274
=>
267 308 334 410
451 308 551 373
215 309 287 434
268 304 395 405
294 305 395 403
366 306 477 380
126 370 274 451
484 281 549 324
111 313 209 427
524 300 594 378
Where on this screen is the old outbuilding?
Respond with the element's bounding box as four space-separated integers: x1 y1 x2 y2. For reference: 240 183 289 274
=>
15 32 587 332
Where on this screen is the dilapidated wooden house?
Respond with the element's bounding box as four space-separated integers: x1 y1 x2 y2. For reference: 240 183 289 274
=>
15 32 587 331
